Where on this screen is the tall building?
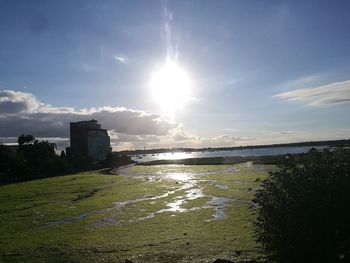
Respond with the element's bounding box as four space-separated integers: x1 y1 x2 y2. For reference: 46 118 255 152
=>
66 119 111 161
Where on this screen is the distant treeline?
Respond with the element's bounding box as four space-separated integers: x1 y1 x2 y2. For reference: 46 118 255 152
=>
118 139 350 155
0 135 133 185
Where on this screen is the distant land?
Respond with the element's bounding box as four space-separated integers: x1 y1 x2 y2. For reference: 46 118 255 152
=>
116 139 350 155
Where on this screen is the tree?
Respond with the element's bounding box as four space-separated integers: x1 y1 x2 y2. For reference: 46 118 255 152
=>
17 134 35 146
60 150 66 158
253 148 350 262
0 144 15 174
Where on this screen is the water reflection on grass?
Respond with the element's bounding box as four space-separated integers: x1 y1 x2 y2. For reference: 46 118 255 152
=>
0 162 270 262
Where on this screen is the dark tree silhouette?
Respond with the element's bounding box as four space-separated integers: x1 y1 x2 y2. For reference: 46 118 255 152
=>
17 134 35 146
60 150 66 158
0 144 15 174
0 135 133 185
254 148 350 263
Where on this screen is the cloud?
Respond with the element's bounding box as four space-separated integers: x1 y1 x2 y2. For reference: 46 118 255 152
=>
109 131 161 143
1 90 258 151
278 130 303 135
0 90 179 144
279 75 321 91
274 79 350 106
248 129 350 146
3 88 346 151
114 55 128 64
0 90 41 113
213 135 256 142
171 130 196 142
225 128 238 132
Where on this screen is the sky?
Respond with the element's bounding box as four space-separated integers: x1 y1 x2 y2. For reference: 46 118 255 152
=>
1 0 350 151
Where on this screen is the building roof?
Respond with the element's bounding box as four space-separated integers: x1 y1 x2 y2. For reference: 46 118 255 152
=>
70 119 98 124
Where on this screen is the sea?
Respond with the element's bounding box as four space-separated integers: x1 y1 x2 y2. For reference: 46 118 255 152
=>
131 146 325 163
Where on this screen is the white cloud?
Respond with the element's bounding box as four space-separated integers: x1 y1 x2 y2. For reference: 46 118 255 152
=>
274 79 350 106
225 128 238 132
0 90 41 113
279 75 321 91
114 55 128 64
212 135 255 142
248 129 350 146
170 129 196 142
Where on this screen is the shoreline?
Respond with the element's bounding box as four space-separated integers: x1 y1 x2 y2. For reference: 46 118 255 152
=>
117 139 349 156
136 154 286 166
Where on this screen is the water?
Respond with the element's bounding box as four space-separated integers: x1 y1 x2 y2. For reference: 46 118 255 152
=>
131 146 323 163
46 163 263 228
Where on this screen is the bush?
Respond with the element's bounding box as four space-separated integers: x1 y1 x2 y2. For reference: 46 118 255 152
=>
1 135 133 185
254 148 350 263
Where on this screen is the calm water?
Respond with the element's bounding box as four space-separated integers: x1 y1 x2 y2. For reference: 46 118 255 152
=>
131 146 324 162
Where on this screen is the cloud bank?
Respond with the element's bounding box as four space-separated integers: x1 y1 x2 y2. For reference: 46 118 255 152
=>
0 90 179 148
274 80 350 106
0 90 262 150
2 88 347 151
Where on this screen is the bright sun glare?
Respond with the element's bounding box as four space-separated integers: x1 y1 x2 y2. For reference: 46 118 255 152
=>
151 59 191 118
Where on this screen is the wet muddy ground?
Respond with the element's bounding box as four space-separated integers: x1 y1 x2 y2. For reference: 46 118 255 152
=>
0 163 273 262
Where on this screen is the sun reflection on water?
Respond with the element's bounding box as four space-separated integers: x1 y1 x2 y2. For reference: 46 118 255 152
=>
166 173 192 181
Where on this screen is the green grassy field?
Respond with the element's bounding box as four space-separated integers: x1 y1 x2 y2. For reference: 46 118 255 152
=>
0 163 274 263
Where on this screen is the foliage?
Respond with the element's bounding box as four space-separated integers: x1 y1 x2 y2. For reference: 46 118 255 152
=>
0 144 16 174
0 135 133 185
254 148 350 262
102 152 135 167
17 134 35 145
60 150 66 158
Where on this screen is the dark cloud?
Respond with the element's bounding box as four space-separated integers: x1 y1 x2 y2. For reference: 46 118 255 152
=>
92 110 177 136
0 90 179 139
0 100 29 114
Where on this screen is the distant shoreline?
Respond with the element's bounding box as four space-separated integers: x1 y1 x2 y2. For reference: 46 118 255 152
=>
116 139 350 155
136 155 286 166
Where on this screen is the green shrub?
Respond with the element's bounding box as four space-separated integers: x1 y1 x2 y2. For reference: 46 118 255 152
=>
254 148 350 262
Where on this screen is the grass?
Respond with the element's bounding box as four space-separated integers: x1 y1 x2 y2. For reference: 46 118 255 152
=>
0 163 272 263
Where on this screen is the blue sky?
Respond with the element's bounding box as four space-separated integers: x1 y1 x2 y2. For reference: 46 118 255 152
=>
1 0 350 150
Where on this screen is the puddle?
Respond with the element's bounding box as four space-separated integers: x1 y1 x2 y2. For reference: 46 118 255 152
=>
44 212 90 227
96 172 204 226
45 163 259 228
166 173 192 182
253 164 266 172
44 174 195 228
214 184 228 190
203 196 232 220
166 199 186 212
113 165 240 177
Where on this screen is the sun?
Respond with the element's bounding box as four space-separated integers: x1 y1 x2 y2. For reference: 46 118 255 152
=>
151 59 191 118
